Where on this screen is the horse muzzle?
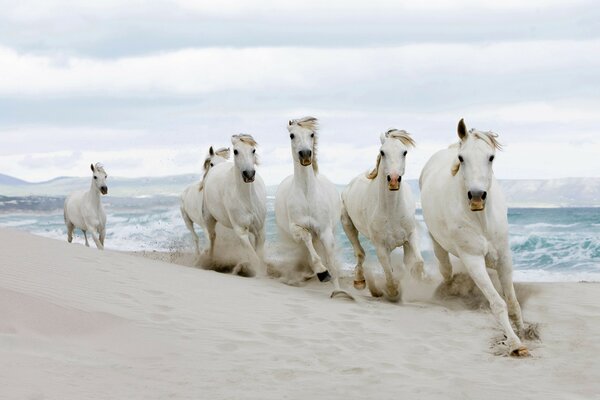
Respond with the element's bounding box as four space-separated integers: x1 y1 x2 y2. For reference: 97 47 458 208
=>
298 150 312 166
468 190 486 211
387 174 401 191
100 186 108 195
242 170 256 183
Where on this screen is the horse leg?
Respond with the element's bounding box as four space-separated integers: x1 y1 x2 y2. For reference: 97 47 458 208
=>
459 252 527 356
82 230 90 247
66 221 74 243
496 248 525 335
319 229 353 300
232 225 262 277
403 230 427 281
375 245 401 302
290 224 328 279
182 210 201 256
254 227 265 261
203 214 217 260
341 206 366 290
88 228 104 250
431 235 452 283
99 227 106 246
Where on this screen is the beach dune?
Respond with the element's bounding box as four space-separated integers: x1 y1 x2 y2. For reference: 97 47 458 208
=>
0 228 598 399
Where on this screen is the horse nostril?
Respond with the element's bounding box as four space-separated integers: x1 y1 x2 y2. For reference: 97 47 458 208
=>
299 150 312 159
387 175 391 182
467 191 473 200
482 191 487 200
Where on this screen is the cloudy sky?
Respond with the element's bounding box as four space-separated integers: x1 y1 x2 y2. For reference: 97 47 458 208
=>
1 0 599 184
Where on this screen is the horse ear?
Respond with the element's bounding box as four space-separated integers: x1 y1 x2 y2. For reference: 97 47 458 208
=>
288 120 293 126
380 133 386 144
458 118 467 141
209 146 215 156
90 163 95 172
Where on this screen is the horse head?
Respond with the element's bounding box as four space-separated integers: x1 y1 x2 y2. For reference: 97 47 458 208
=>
231 134 259 183
368 129 415 191
451 118 502 211
287 116 319 173
91 163 108 195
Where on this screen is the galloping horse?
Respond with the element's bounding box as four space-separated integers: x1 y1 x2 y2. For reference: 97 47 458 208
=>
341 129 426 301
64 163 108 250
420 119 528 356
202 135 266 276
275 117 349 298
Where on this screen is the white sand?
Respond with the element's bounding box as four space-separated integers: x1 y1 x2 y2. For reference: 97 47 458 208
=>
1 228 599 399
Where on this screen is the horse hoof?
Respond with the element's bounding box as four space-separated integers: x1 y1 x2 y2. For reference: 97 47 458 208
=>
331 290 354 300
317 270 331 282
353 279 366 290
511 346 530 357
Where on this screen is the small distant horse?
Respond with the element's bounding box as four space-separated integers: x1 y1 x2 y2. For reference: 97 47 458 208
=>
64 163 108 250
180 146 230 255
420 118 528 356
202 135 266 276
275 117 349 297
341 129 426 301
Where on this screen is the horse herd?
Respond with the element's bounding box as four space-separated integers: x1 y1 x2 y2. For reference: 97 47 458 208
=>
63 117 530 357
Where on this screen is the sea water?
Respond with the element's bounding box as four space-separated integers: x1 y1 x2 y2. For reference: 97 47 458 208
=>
0 195 598 282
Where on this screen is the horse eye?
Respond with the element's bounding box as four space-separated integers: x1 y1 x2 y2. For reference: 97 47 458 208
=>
310 133 314 138
403 151 408 156
234 149 238 155
380 150 385 157
252 149 256 154
210 163 214 167
93 176 97 179
290 134 295 140
489 155 495 162
458 155 464 162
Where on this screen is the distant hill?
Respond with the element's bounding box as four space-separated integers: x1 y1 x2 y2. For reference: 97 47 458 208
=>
0 173 598 207
0 173 29 186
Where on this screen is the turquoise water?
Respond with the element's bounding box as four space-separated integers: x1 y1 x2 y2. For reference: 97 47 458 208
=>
0 196 598 282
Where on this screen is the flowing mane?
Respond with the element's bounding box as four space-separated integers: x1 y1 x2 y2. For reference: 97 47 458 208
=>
289 116 319 173
469 129 503 150
232 134 258 147
367 129 415 179
94 163 106 176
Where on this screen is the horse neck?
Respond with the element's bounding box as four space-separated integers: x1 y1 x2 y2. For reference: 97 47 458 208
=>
292 159 317 193
88 180 101 207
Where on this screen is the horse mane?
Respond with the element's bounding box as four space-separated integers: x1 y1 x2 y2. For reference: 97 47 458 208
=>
232 134 258 147
289 116 319 173
94 163 106 176
385 129 416 148
469 129 503 150
367 129 415 179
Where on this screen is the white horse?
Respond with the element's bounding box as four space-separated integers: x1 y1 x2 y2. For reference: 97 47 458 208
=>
420 118 528 356
180 146 230 255
202 134 266 276
275 117 348 297
64 163 108 250
341 129 426 301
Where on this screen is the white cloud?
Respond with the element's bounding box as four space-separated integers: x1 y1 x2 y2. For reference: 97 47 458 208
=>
1 40 599 96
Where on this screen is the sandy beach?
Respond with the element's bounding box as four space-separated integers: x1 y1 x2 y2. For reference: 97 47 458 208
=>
1 228 599 399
